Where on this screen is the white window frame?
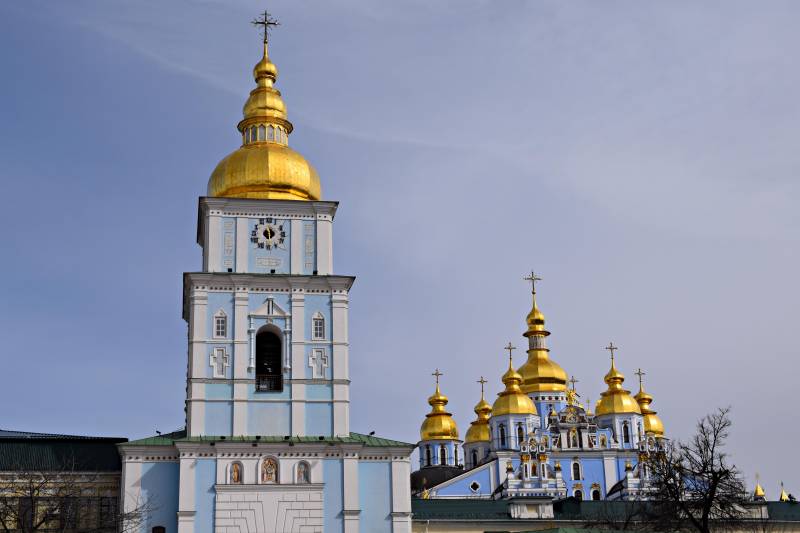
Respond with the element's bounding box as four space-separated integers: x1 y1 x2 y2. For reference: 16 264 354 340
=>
210 347 229 378
311 313 325 340
213 310 228 339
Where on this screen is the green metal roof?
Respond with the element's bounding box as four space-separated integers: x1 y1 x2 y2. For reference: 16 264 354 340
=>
125 430 413 448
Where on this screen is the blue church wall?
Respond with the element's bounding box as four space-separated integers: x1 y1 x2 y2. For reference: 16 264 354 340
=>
322 459 344 533
204 401 232 436
248 292 292 315
248 383 291 401
358 462 392 533
194 459 216 533
206 292 234 338
436 464 492 497
247 401 290 435
247 218 291 274
304 345 332 379
305 402 332 436
306 383 332 400
139 461 179 533
304 294 331 340
205 384 233 400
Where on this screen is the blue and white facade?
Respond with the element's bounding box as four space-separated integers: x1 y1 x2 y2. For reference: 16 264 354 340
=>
118 42 414 533
414 292 665 503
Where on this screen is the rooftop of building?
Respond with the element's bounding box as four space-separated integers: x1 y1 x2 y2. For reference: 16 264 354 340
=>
124 429 414 448
0 428 127 472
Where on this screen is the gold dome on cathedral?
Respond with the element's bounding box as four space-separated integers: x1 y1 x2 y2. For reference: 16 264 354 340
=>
595 352 642 416
464 385 492 444
207 42 321 201
517 280 568 393
419 377 460 441
492 356 538 417
634 376 664 436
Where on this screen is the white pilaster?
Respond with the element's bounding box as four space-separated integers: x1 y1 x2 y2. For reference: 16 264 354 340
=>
235 218 249 273
332 292 350 436
391 458 412 533
177 454 197 533
343 454 360 533
316 217 333 275
290 219 303 274
291 292 306 435
208 215 222 272
188 288 208 437
232 288 249 435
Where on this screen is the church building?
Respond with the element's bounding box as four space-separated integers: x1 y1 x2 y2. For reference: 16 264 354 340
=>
117 19 414 533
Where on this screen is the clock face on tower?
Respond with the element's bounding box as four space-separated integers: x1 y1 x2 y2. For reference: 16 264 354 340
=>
251 218 286 250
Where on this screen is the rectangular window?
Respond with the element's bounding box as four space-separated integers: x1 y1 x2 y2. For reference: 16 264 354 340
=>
99 497 116 528
215 316 227 338
312 318 324 340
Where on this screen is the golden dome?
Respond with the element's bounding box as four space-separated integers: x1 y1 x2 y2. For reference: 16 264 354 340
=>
465 382 492 444
492 355 537 417
420 375 460 441
517 277 568 393
595 354 641 416
634 373 664 436
207 42 321 201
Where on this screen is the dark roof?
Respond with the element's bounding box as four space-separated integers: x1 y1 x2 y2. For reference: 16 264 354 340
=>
125 430 414 448
412 498 511 520
410 465 465 492
0 429 127 472
766 502 800 521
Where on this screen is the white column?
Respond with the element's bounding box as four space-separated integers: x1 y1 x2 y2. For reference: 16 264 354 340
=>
603 453 618 490
391 458 412 533
121 456 142 516
290 219 303 274
232 288 249 435
188 288 208 437
343 454 360 533
235 217 249 273
207 215 222 272
177 453 197 533
291 292 306 435
316 217 333 275
332 292 350 436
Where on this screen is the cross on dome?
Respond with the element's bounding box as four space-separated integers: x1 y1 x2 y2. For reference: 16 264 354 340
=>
569 375 579 390
504 342 516 364
432 368 443 386
477 376 487 398
523 271 542 294
252 9 280 44
605 342 619 362
634 368 646 386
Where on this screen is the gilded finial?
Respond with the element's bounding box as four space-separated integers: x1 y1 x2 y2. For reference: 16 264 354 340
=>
432 368 443 391
605 342 619 363
252 9 280 45
477 376 487 400
504 342 516 369
634 368 646 390
523 271 542 295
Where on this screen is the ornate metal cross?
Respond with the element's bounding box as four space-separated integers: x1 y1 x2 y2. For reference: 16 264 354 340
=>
477 376 487 397
523 271 542 294
252 10 280 44
634 368 646 386
504 342 516 363
568 375 579 390
604 342 619 362
432 368 443 385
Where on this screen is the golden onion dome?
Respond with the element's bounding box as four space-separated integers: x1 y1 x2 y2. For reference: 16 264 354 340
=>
492 356 537 417
595 355 641 416
419 376 460 441
634 375 665 436
207 42 321 201
517 279 568 393
465 382 492 444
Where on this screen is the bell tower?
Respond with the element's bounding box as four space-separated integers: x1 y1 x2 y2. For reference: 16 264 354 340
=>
182 19 351 438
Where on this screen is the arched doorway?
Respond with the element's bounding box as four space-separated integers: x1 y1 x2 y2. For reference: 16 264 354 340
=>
255 329 283 392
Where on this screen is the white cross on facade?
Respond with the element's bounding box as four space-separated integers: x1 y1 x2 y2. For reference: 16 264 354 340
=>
309 349 329 379
210 348 229 378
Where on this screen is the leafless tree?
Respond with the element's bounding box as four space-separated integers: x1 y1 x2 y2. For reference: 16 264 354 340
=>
644 407 747 533
0 458 151 533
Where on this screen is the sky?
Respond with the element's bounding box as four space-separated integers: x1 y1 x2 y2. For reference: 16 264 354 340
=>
1 0 799 496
